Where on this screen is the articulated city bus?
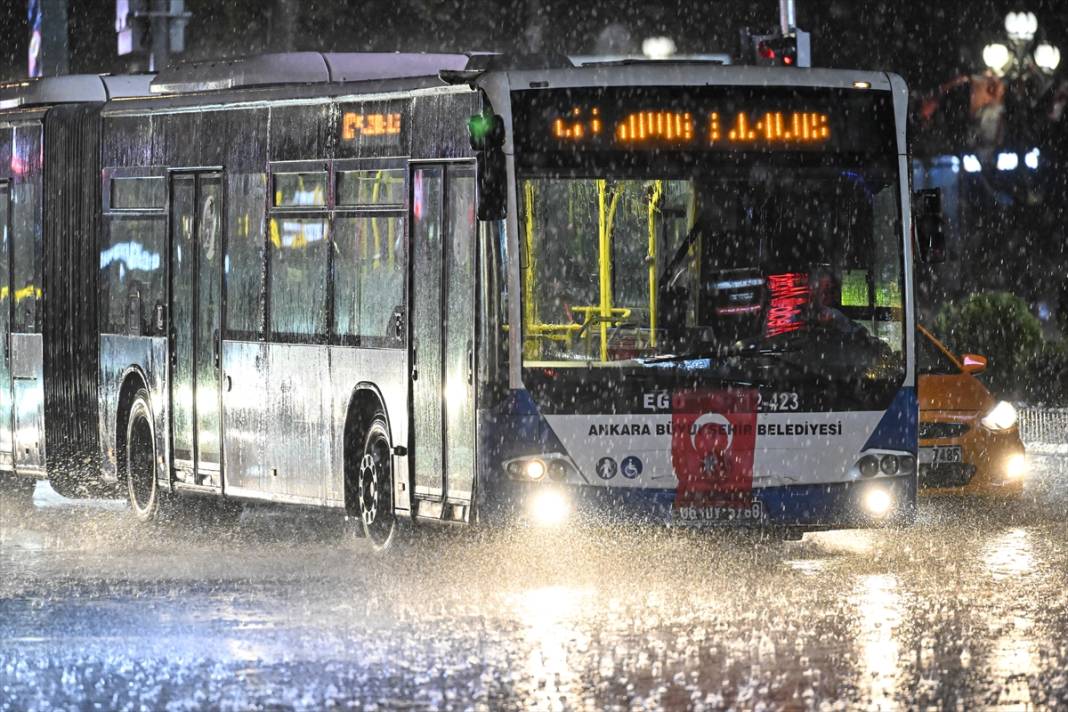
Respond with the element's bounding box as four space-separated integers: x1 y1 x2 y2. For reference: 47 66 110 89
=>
5 53 921 545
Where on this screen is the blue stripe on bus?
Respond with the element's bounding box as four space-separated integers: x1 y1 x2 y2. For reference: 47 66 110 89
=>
860 386 917 453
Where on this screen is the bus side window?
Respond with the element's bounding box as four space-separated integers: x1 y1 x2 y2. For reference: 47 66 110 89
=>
225 173 267 339
332 215 405 346
268 215 329 339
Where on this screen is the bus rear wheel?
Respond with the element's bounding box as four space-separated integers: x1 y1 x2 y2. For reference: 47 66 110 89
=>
125 388 162 523
358 415 396 550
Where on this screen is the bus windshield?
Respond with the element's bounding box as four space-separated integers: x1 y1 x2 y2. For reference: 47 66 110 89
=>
518 159 904 382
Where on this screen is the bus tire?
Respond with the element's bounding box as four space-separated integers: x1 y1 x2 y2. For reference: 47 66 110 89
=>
125 388 163 523
358 414 397 550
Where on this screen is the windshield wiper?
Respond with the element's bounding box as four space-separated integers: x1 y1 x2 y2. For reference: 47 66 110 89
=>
641 343 816 379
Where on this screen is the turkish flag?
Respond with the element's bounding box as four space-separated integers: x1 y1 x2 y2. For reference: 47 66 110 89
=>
671 388 758 508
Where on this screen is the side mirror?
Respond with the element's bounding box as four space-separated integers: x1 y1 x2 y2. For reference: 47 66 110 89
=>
914 188 946 264
961 353 986 375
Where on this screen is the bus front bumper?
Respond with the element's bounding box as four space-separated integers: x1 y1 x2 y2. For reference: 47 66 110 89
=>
489 474 917 532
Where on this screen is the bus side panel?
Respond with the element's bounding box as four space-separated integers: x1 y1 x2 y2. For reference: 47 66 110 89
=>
42 104 103 484
221 340 269 496
327 346 409 511
10 333 45 475
262 341 331 503
97 335 167 484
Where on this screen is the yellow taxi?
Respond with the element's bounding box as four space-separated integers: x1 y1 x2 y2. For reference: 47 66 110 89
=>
917 326 1028 496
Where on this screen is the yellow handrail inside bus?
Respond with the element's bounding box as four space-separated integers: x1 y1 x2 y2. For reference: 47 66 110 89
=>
647 180 662 347
522 179 668 362
369 170 383 269
523 180 539 360
14 284 41 302
597 179 622 362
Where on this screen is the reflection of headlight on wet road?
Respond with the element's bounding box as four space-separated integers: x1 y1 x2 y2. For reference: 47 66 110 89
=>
863 487 893 518
1004 453 1028 480
529 489 570 527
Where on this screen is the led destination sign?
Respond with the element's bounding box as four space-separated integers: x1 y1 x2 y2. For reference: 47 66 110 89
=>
552 107 831 146
341 111 402 141
515 86 894 156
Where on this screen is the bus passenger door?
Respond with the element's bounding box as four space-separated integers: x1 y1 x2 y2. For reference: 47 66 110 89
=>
409 163 478 513
168 171 224 489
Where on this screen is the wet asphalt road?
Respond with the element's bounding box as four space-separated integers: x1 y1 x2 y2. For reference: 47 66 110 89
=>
1 457 1066 711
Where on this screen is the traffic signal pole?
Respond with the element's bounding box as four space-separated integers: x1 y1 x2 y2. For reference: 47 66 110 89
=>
150 0 169 71
779 0 796 35
116 0 190 71
740 0 811 67
28 0 69 77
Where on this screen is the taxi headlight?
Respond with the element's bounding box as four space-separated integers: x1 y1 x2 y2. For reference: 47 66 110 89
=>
981 401 1018 431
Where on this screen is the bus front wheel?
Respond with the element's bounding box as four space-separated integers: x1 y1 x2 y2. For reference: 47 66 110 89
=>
125 388 162 523
358 415 397 550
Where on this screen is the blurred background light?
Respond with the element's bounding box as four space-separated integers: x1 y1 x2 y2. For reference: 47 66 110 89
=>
982 42 1011 74
1024 147 1040 170
1033 43 1060 72
641 36 677 60
996 152 1018 171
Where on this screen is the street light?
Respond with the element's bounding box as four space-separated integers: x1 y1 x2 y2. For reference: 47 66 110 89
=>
982 10 1061 77
1033 43 1061 72
1004 11 1037 42
982 43 1011 74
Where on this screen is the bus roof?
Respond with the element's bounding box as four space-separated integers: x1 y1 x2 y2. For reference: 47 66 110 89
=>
497 64 897 92
0 74 154 110
145 52 898 101
150 52 473 94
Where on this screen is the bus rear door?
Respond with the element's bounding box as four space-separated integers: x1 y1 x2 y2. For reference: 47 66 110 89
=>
168 171 224 490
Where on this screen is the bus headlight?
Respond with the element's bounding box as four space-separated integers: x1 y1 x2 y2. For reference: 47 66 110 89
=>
529 489 570 527
506 457 548 481
523 459 546 481
862 486 893 517
1004 452 1028 480
981 401 1018 431
857 455 880 478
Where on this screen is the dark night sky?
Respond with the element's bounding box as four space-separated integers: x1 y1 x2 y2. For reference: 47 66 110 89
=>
1 1 1065 93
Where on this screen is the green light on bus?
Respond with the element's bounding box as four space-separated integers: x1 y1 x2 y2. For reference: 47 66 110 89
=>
468 112 504 151
468 114 492 143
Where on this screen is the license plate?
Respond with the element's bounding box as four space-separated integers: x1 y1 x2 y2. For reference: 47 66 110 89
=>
920 445 963 465
673 499 767 525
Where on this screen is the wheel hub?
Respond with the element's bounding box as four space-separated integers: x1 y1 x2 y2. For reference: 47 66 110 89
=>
360 452 380 526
